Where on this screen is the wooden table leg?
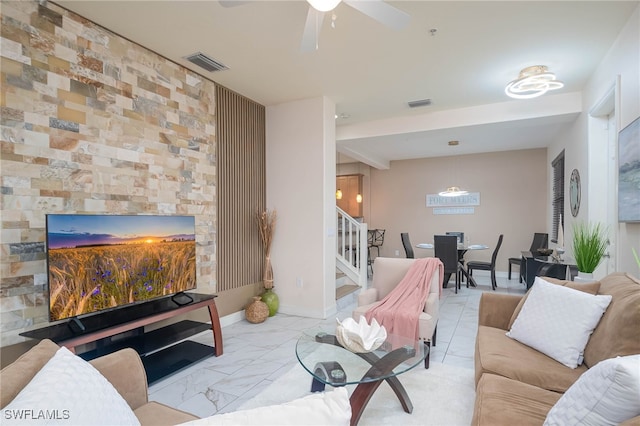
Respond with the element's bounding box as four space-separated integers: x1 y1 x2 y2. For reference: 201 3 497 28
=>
207 301 223 356
312 334 419 426
460 266 477 287
349 346 416 426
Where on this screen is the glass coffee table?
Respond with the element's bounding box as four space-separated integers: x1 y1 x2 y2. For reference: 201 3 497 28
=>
295 329 427 426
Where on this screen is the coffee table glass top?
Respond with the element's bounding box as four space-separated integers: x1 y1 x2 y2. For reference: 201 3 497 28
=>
295 328 426 386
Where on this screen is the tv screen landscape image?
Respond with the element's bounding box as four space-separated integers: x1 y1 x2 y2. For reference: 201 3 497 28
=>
46 214 197 322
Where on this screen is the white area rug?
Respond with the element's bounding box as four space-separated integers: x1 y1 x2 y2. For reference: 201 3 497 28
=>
240 361 476 425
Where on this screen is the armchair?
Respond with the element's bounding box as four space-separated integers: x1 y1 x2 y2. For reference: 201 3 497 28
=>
508 232 548 281
352 257 440 369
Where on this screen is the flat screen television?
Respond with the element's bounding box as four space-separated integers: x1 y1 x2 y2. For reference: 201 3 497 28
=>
46 214 197 322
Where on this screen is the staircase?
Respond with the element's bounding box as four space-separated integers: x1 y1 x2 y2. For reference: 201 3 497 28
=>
336 207 368 294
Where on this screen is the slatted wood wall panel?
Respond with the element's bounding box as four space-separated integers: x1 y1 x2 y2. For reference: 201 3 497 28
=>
216 85 266 291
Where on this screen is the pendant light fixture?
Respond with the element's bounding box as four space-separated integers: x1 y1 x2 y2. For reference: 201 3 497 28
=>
438 186 468 197
505 65 564 99
438 141 469 197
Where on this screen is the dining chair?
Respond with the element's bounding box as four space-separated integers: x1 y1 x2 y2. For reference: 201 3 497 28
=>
366 229 386 276
467 234 504 290
508 232 548 281
400 232 415 258
369 229 385 258
434 235 461 293
446 231 465 283
445 231 465 244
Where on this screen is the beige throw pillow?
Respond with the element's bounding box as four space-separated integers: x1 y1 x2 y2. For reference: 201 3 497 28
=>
508 277 601 329
507 277 612 368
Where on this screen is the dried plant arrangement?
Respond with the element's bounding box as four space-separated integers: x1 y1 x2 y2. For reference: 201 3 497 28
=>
257 209 277 289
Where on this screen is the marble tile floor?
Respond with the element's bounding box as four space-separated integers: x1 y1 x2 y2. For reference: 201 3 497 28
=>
147 274 526 419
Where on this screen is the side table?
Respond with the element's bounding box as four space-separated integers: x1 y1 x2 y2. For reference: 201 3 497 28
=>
296 330 427 426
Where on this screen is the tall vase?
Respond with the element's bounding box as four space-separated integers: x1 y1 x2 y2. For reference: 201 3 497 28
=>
261 288 279 317
263 255 274 290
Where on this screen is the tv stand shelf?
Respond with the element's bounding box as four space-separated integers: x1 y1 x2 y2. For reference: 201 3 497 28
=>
21 293 223 384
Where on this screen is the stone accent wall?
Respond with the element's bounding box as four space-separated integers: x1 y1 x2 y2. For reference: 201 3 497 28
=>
0 1 217 346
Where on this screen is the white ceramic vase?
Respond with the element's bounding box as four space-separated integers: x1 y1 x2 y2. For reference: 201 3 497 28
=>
574 271 596 283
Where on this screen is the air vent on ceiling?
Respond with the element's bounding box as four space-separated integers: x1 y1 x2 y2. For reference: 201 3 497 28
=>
184 52 228 72
408 98 432 108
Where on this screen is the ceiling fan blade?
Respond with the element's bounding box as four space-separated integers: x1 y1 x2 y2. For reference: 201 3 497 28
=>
300 6 325 53
218 1 251 7
344 0 410 30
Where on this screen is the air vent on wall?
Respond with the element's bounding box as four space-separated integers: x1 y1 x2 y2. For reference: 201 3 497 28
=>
408 98 432 108
184 52 229 72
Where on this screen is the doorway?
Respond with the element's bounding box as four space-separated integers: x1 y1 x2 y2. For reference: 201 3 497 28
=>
588 80 619 276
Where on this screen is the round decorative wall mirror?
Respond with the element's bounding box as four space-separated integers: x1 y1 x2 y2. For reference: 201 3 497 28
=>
570 168 581 217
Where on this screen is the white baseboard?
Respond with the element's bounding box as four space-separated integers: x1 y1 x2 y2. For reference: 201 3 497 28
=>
220 310 244 328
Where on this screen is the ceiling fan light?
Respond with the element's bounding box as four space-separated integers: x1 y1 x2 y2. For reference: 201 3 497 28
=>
307 0 341 12
438 186 468 197
505 65 564 99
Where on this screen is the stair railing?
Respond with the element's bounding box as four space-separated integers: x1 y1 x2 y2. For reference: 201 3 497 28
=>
336 207 368 288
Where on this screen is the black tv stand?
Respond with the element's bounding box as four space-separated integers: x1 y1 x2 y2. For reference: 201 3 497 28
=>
21 293 223 384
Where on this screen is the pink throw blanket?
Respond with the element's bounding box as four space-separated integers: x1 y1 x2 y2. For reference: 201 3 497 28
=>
364 258 443 341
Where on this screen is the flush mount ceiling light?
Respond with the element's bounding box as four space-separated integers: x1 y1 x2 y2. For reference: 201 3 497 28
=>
307 0 342 12
505 65 564 99
439 186 469 197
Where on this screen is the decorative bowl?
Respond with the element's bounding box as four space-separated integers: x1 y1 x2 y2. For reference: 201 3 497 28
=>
335 316 387 353
537 248 554 256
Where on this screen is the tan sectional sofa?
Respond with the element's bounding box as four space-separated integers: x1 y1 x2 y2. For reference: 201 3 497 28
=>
1 339 352 425
1 339 198 425
472 272 640 425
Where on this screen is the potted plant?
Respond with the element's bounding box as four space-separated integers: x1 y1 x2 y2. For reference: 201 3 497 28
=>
572 221 608 281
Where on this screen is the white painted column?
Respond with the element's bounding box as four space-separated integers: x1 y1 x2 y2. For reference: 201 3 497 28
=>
266 97 336 318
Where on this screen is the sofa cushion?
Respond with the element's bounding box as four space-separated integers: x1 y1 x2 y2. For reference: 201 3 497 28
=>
507 277 612 368
475 326 587 392
544 354 640 426
0 339 59 409
179 387 351 426
584 273 640 368
507 277 601 329
2 346 140 425
472 373 562 426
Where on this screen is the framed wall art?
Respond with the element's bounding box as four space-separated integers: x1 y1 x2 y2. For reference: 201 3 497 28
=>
618 116 640 222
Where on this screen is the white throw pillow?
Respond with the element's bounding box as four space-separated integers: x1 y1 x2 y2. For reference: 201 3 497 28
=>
507 277 612 368
2 346 140 425
544 354 640 426
179 387 351 426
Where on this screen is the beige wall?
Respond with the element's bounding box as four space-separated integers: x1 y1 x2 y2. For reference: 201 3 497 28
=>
367 149 548 274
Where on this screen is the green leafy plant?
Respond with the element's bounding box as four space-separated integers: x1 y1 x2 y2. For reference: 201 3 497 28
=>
572 221 608 273
633 248 640 270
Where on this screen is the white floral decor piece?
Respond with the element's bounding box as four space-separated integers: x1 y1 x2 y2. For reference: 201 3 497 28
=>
336 316 387 353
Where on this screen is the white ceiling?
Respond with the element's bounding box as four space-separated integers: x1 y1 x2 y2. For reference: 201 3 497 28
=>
56 0 638 167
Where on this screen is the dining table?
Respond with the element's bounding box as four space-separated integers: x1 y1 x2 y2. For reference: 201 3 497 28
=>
415 242 489 288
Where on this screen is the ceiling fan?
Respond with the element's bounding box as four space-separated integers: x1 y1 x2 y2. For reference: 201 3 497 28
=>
219 0 410 52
